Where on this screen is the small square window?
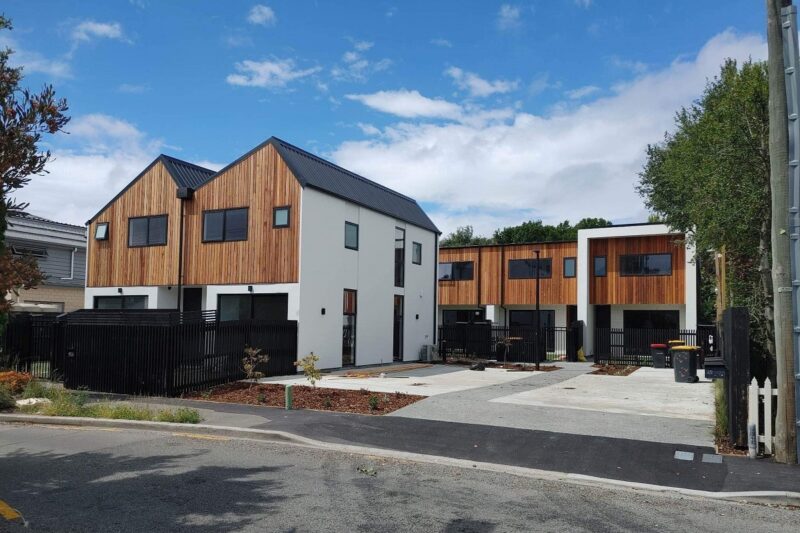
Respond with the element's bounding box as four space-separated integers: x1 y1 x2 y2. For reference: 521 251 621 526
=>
273 206 290 228
412 242 422 265
345 222 359 250
94 223 109 241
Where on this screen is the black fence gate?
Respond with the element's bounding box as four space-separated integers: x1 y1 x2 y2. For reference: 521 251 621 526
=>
593 325 717 366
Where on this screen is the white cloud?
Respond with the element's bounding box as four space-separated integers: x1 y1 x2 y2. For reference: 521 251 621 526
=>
226 58 321 88
528 73 559 95
330 30 766 236
609 56 648 74
331 42 392 82
353 41 373 52
431 38 453 48
247 5 276 26
575 0 593 8
446 66 519 97
118 83 148 94
71 20 125 42
0 36 71 78
565 85 600 99
346 90 462 120
497 4 522 30
357 123 381 136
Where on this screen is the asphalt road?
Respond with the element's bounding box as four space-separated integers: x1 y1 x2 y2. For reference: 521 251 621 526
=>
0 424 797 533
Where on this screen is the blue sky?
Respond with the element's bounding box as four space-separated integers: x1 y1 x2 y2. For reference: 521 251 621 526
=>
6 0 765 234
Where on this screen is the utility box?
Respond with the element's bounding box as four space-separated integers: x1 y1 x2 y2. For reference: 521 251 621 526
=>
704 356 726 380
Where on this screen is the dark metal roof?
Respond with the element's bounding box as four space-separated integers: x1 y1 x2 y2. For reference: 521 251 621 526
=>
160 155 216 189
269 137 439 233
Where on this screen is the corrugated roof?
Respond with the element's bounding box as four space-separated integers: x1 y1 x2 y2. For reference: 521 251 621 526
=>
160 155 216 189
269 138 439 233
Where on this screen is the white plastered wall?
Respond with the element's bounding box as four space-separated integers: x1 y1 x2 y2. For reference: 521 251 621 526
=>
84 286 177 309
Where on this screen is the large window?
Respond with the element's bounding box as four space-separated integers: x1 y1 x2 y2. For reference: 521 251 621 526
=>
345 222 359 250
412 242 422 265
563 257 576 278
620 253 672 276
438 261 474 281
203 208 248 242
395 227 405 287
508 258 552 279
217 293 288 321
128 215 167 247
593 256 607 277
441 309 485 324
94 295 148 309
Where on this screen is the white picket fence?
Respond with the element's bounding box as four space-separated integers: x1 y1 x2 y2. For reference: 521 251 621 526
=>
747 377 777 457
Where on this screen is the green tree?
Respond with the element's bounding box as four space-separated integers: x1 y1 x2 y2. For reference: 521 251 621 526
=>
637 59 773 374
492 218 612 244
439 225 491 247
0 16 70 330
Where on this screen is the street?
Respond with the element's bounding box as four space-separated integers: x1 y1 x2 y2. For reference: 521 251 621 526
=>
0 424 797 532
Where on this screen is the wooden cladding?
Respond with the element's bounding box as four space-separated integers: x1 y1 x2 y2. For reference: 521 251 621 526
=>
88 162 181 287
88 143 301 288
438 241 578 306
589 234 685 305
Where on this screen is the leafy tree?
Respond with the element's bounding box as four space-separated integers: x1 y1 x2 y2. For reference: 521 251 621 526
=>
637 59 773 375
0 16 70 330
492 218 612 244
439 225 491 247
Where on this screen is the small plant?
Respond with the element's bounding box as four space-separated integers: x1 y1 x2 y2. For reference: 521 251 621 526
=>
156 407 202 424
323 396 332 409
257 392 266 403
0 370 32 394
201 389 213 399
358 387 370 396
242 346 270 387
368 394 380 412
295 352 321 387
0 384 14 410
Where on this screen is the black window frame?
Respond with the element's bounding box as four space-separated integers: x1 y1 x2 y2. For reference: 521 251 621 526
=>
94 222 109 241
507 258 553 279
273 206 291 229
344 221 359 250
395 227 406 288
593 255 607 277
93 295 148 309
412 242 422 265
563 257 576 278
127 214 168 248
202 207 249 243
619 253 673 277
438 261 474 281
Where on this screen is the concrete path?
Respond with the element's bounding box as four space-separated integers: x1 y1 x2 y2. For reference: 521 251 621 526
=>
391 363 715 446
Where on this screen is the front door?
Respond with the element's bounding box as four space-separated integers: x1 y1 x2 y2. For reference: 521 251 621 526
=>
393 295 404 361
342 289 357 366
183 288 203 312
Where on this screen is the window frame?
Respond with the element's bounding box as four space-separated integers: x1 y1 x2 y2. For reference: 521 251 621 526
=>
344 221 359 250
507 258 553 279
94 222 109 241
394 227 406 288
10 245 47 258
127 214 168 248
273 206 291 229
593 255 607 277
412 242 422 265
563 257 576 278
619 253 673 277
93 295 149 309
438 261 474 281
202 207 249 243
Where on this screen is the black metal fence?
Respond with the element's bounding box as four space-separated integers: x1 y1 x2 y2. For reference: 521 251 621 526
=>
594 326 717 366
438 323 583 363
1 310 297 396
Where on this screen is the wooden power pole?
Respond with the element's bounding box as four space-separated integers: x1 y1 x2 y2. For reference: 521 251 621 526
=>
767 0 798 464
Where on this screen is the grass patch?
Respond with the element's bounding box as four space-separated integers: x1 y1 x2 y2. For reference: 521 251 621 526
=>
713 379 728 442
0 384 14 410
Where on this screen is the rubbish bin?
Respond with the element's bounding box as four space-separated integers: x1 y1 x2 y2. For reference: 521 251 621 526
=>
672 345 699 383
667 340 683 367
650 343 668 368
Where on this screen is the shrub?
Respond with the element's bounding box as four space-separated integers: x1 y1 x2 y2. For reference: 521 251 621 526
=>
323 396 332 409
0 384 14 410
295 352 321 387
368 395 380 412
156 407 201 424
21 380 56 400
0 371 32 394
242 345 269 385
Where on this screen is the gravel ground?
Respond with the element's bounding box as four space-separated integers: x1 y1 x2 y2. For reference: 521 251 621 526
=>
0 424 797 532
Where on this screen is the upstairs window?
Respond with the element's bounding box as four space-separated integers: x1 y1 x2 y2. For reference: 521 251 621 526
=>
94 222 109 241
395 227 405 287
620 253 672 276
563 257 576 278
508 258 553 279
203 208 248 242
438 261 474 281
593 256 607 277
345 222 359 250
273 206 290 228
412 242 422 265
128 215 167 247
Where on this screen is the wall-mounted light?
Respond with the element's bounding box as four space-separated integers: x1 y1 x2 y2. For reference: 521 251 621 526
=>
247 285 253 293
321 308 326 315
117 288 123 294
416 314 419 320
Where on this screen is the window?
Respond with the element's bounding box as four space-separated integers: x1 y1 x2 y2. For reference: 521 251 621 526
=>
563 257 576 278
508 258 553 279
345 222 359 250
508 310 555 328
94 222 109 241
342 289 357 366
593 256 607 277
203 208 248 242
412 242 422 265
94 295 148 309
395 227 405 287
438 261 474 281
619 253 672 276
128 215 167 247
218 293 288 321
273 206 290 228
10 245 47 258
441 309 485 324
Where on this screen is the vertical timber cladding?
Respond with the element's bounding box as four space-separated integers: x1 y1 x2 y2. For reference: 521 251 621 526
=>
589 234 685 305
183 143 301 285
87 161 181 287
437 248 480 305
502 242 578 305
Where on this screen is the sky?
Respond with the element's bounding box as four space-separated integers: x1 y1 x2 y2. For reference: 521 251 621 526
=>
5 0 766 236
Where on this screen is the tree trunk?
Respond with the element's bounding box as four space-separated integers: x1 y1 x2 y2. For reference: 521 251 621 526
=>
766 0 798 464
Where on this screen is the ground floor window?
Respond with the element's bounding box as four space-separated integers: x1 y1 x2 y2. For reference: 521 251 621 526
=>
623 310 679 330
218 294 288 321
441 309 485 324
508 310 555 328
94 295 148 310
622 309 680 356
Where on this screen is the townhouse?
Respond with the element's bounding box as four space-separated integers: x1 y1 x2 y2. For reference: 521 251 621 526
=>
84 136 439 370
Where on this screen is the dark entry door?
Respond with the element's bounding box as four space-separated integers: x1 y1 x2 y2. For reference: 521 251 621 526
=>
393 295 404 361
183 288 203 312
567 305 578 327
594 305 611 357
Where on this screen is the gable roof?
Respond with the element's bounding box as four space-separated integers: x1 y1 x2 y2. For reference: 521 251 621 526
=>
271 137 439 233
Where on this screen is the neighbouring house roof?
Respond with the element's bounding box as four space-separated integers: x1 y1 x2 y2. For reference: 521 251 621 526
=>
7 212 87 248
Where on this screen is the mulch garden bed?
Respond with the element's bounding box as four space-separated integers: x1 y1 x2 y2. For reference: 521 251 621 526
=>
185 382 424 415
445 358 561 372
715 436 748 456
590 364 640 376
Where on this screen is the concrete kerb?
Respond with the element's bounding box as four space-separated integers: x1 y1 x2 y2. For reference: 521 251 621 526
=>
2 413 799 506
